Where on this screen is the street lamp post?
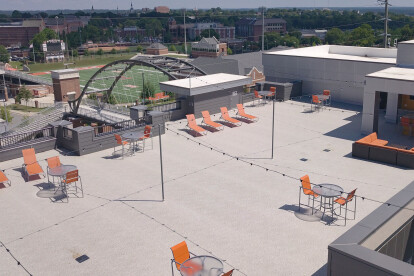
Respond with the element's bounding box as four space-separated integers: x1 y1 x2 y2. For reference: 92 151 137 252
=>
55 16 60 40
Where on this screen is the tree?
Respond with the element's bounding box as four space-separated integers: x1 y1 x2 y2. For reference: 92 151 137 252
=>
347 24 375 47
11 10 22 19
0 106 12 123
200 29 220 39
168 45 177 52
110 48 117 54
73 49 79 57
326 28 345 45
143 81 156 100
0 45 10 63
84 49 90 56
30 28 57 61
15 86 33 109
97 48 104 55
227 47 233 55
137 45 143 52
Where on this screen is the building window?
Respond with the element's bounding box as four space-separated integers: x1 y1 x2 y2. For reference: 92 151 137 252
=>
410 95 414 101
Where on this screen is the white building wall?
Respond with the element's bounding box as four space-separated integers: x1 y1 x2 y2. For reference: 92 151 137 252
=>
263 54 393 105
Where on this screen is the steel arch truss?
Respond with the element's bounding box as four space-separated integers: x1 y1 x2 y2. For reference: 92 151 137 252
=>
69 57 206 114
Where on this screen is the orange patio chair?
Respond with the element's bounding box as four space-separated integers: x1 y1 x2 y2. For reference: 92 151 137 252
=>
201 111 224 131
400 117 412 136
299 175 319 214
222 269 234 276
236 104 258 122
161 92 170 101
0 170 11 188
170 241 199 276
334 189 357 226
22 148 45 181
47 156 61 183
60 170 84 202
138 125 153 151
268 86 276 98
311 95 323 111
323 89 331 106
114 134 130 159
220 107 242 127
254 90 263 105
186 114 208 136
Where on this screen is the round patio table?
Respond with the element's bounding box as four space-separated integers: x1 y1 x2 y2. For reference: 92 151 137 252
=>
180 255 223 276
48 165 77 177
122 130 145 153
313 184 343 224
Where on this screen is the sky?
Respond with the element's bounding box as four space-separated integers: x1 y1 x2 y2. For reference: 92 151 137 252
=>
1 0 413 11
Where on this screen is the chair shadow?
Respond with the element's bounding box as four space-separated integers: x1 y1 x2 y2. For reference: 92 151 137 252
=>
114 199 164 202
279 204 339 225
217 121 239 128
237 118 254 124
34 182 56 190
178 128 204 137
202 125 221 133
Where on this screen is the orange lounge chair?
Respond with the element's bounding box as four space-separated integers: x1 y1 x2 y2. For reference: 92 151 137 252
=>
236 104 258 122
222 269 234 276
22 148 45 181
220 107 242 126
0 170 11 188
139 125 153 151
299 175 319 214
323 89 331 106
334 189 357 226
201 111 224 131
170 241 200 276
186 114 207 136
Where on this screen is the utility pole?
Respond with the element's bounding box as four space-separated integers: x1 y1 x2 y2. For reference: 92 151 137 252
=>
261 7 266 51
183 9 187 55
378 0 390 48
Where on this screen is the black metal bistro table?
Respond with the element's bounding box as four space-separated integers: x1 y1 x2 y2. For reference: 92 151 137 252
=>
180 255 223 276
313 184 343 224
48 165 77 178
122 130 145 154
258 91 275 101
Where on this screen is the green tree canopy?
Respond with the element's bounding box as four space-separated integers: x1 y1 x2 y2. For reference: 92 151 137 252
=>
227 47 233 55
0 45 10 63
348 24 375 47
168 45 177 52
200 29 220 40
15 86 33 109
326 28 345 44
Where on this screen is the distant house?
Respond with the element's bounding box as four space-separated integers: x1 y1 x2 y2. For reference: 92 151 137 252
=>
146 43 168 55
191 37 227 58
301 29 328 41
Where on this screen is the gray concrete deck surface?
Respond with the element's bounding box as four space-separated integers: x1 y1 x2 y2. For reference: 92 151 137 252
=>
0 100 413 275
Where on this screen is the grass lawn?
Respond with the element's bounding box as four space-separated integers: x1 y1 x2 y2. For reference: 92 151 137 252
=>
20 53 137 73
9 104 45 113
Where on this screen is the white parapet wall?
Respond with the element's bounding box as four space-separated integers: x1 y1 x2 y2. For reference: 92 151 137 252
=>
263 45 397 105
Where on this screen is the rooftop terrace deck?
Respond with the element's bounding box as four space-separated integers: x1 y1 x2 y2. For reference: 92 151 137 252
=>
0 101 412 275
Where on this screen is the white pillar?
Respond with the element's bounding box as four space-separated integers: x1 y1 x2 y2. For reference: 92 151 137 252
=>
361 88 377 135
384 93 398 123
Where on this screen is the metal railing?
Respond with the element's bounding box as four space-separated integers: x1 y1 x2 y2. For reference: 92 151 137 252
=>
0 127 53 149
77 106 127 123
94 119 145 137
82 98 130 116
4 69 53 86
151 101 181 112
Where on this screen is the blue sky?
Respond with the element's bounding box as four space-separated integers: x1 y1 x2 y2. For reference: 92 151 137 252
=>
1 0 413 11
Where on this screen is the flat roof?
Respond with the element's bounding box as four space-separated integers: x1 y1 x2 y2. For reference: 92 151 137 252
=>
159 73 251 96
399 39 414 44
264 45 397 64
1 102 413 275
366 66 414 82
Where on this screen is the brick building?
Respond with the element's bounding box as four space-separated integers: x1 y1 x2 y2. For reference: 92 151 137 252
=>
154 6 170 14
188 23 235 40
191 37 227 58
0 20 45 47
146 43 168 55
44 16 90 35
236 18 287 42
